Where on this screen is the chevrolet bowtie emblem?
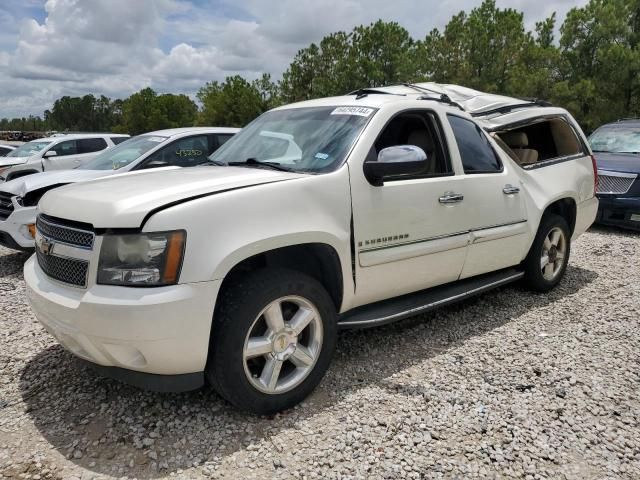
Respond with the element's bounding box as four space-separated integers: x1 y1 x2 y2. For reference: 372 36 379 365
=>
37 236 55 256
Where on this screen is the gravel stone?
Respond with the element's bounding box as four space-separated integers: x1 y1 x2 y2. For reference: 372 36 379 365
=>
1 226 639 479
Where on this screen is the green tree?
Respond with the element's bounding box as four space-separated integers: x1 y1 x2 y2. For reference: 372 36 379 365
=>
197 76 265 127
280 21 416 102
552 0 640 131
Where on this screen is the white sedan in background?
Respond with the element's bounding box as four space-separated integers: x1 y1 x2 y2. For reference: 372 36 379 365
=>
0 127 239 250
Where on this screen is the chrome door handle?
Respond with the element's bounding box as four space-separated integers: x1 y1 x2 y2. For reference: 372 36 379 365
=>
503 184 520 195
439 192 464 204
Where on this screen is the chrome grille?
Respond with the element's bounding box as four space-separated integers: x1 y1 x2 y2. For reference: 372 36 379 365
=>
0 192 14 221
36 215 95 248
597 171 637 195
36 249 88 287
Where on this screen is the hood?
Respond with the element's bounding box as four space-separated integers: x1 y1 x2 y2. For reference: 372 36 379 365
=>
594 152 640 175
0 155 33 167
0 169 109 197
39 166 306 228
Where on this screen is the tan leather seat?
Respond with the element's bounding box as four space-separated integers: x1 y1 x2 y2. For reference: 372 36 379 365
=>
407 129 438 173
501 131 538 165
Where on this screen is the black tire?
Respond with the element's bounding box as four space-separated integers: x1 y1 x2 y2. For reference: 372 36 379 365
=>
206 268 337 415
523 213 571 292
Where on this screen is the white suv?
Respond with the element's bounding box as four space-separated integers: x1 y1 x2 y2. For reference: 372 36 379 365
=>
25 83 598 414
0 133 129 182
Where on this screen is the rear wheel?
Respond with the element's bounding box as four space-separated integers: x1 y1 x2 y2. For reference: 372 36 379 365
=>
523 213 570 292
206 268 337 414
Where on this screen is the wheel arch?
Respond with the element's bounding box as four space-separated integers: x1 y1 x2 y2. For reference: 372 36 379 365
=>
541 196 577 236
214 240 347 313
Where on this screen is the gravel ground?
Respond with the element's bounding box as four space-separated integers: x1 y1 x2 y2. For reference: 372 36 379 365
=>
1 226 639 480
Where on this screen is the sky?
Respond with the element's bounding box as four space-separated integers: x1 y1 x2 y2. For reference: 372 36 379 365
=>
0 0 587 119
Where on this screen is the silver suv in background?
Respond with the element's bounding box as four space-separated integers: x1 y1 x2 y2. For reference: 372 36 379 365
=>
0 133 129 182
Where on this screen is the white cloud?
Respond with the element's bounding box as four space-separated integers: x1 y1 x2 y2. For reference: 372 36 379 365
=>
0 0 588 118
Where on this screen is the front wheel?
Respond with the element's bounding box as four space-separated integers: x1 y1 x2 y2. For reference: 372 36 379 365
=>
206 268 337 414
523 213 571 292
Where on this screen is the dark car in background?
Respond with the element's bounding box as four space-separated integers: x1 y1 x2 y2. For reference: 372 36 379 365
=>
590 119 640 231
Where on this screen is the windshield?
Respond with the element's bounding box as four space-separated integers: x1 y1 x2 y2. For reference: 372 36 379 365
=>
208 106 376 173
7 141 52 158
590 126 640 154
79 135 168 170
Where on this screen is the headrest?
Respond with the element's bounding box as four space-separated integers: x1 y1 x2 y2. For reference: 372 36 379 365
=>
501 131 528 148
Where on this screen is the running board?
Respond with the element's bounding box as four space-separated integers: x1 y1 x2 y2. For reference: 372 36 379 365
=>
338 268 524 329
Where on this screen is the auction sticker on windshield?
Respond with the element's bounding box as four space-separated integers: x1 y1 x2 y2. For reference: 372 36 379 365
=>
331 106 374 117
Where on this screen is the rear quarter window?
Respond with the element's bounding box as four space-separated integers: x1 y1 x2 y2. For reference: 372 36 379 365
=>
496 117 584 168
110 136 129 145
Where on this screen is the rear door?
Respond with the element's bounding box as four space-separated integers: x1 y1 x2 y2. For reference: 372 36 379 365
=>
445 114 528 279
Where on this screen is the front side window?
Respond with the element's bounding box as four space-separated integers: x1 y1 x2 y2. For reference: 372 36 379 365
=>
372 110 451 177
7 141 52 158
77 138 108 154
50 140 78 157
208 106 376 173
590 126 640 154
79 135 168 170
448 114 501 173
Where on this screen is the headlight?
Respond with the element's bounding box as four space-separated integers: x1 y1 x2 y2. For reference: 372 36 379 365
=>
97 230 186 286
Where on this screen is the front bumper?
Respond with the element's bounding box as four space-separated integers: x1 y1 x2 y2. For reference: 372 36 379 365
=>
0 204 37 250
25 255 221 390
595 196 640 231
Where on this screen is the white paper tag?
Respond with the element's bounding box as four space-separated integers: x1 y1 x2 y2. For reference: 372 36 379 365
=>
147 136 166 142
630 214 640 222
331 106 374 117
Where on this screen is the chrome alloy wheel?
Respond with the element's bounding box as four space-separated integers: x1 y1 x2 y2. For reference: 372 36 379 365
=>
540 227 567 281
243 295 323 394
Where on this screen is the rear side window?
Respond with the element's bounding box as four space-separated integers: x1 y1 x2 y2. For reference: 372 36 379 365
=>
77 138 108 154
110 136 128 145
448 115 501 173
207 133 235 154
50 140 77 156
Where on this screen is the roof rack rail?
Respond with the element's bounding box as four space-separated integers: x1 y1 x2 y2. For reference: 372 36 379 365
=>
616 117 640 122
417 94 465 111
348 88 406 100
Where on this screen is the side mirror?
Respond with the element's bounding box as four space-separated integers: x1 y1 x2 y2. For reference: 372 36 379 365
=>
363 145 428 186
143 160 169 169
44 150 57 158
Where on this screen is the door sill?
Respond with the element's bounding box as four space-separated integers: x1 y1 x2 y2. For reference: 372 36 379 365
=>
338 267 524 329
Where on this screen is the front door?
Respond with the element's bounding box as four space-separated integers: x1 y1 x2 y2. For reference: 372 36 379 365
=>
350 109 470 307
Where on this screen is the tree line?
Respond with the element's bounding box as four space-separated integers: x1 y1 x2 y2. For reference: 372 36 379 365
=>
1 0 638 135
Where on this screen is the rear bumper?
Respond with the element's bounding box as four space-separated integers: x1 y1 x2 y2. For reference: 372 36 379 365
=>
596 196 640 231
0 204 37 250
573 196 599 239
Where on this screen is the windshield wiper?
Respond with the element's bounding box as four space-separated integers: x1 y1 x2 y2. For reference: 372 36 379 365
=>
228 158 293 172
